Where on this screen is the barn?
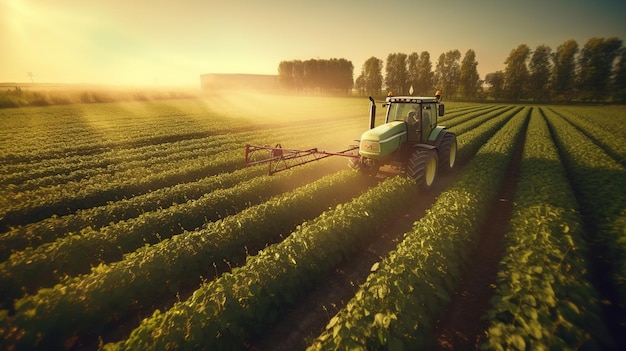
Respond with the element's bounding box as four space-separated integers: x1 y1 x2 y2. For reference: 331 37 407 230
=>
199 73 279 91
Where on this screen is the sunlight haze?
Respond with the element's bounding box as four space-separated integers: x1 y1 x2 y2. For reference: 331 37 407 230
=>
1 0 625 87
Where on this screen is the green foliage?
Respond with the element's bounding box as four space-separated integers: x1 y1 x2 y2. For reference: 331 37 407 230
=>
105 175 418 350
0 166 266 261
545 106 626 165
308 108 529 349
0 162 337 307
1 99 624 350
482 108 614 350
1 170 365 349
386 53 410 95
504 44 531 101
543 106 626 330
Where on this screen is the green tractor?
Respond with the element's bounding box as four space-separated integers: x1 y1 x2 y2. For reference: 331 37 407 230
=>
348 92 457 189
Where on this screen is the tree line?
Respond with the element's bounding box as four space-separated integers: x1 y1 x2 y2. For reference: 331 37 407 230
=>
277 58 354 94
278 37 626 103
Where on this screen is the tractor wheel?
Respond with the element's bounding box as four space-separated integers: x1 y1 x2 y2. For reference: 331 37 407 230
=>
348 157 378 176
438 133 457 172
348 156 359 170
407 149 438 189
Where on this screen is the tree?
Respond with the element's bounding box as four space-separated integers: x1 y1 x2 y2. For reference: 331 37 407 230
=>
485 71 505 100
577 37 623 101
330 58 354 94
407 52 420 95
459 49 480 100
355 74 366 96
292 60 305 91
503 44 530 101
278 60 295 90
612 47 626 102
551 39 578 101
414 51 434 96
435 50 461 98
528 45 552 101
303 59 320 92
385 53 408 95
279 58 353 94
360 56 383 96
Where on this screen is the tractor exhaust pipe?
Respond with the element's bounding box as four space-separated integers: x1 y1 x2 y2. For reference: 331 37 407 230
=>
368 96 376 129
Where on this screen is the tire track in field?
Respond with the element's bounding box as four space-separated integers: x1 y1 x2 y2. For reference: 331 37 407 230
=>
431 114 526 350
245 167 462 351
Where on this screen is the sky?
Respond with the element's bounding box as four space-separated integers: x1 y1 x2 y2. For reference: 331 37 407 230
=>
1 0 625 87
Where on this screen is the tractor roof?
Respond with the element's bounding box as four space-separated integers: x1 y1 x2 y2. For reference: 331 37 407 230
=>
386 96 439 104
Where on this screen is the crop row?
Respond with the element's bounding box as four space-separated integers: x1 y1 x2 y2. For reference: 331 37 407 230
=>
452 106 523 162
0 166 267 260
0 115 360 257
0 130 249 188
100 107 529 350
102 175 420 351
0 169 369 350
437 104 499 123
543 108 626 325
308 108 529 349
448 106 517 140
440 104 510 128
0 148 243 229
440 103 502 118
0 100 254 163
556 105 626 139
0 160 341 307
0 117 357 205
0 117 363 229
0 96 366 164
545 107 626 166
2 140 242 194
0 102 516 350
1 116 358 189
481 109 612 350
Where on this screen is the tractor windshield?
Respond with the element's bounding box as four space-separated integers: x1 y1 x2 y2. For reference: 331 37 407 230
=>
386 102 421 124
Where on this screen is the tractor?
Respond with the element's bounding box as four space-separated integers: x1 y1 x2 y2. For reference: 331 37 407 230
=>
348 91 457 188
244 91 457 189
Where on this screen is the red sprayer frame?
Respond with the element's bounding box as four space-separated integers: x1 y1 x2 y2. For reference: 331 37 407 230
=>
244 144 359 175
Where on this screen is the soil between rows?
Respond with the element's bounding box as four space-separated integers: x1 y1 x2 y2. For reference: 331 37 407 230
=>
432 133 523 350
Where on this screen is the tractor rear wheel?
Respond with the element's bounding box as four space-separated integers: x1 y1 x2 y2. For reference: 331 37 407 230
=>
438 132 457 172
407 149 438 189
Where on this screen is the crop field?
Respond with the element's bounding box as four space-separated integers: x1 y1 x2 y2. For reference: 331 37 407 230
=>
0 92 625 350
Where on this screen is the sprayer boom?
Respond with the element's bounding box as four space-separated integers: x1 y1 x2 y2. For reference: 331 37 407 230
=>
244 144 358 175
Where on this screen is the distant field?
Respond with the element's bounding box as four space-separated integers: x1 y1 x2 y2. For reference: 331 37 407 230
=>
0 84 200 108
0 95 624 350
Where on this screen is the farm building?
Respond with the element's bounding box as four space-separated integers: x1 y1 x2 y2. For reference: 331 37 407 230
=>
200 73 278 91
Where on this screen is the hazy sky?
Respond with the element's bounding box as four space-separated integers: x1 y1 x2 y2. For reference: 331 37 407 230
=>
1 0 625 87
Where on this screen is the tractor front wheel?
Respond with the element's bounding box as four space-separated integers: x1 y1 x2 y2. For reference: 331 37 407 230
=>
407 149 438 189
349 157 378 176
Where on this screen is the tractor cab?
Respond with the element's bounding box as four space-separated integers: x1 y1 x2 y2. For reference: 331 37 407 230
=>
383 95 444 144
